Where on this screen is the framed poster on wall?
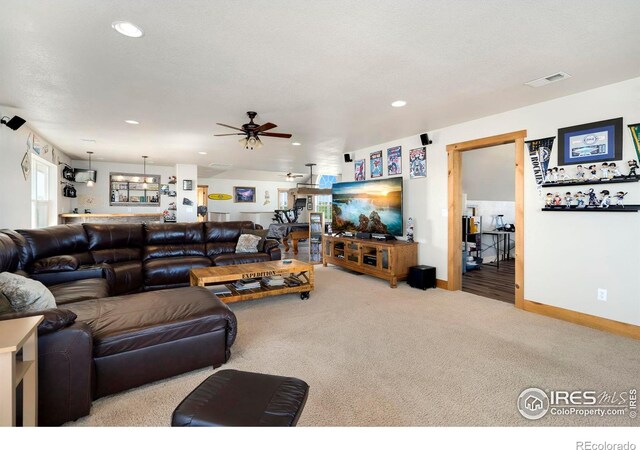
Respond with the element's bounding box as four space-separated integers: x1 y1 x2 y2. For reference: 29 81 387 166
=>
557 117 623 166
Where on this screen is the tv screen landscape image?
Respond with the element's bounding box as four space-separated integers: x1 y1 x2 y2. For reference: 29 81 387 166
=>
331 177 403 236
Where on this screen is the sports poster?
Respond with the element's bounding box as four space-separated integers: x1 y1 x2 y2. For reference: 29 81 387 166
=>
354 159 365 181
409 147 426 178
387 146 402 175
370 150 383 178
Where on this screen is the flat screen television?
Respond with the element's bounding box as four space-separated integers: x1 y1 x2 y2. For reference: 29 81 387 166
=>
73 169 97 183
331 177 403 236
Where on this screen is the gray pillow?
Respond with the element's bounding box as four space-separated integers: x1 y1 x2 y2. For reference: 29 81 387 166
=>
0 272 56 313
241 228 268 252
235 234 262 254
0 291 13 315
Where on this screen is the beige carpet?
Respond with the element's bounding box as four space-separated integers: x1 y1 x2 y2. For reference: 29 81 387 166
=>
67 265 640 427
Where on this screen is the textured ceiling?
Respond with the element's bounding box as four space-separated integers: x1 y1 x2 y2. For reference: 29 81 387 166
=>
1 0 639 176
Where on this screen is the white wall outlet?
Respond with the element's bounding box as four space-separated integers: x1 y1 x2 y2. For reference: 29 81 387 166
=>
597 288 608 302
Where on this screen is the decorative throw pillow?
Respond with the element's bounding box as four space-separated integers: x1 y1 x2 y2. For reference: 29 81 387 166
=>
0 291 13 315
0 272 56 313
241 228 268 252
235 234 262 254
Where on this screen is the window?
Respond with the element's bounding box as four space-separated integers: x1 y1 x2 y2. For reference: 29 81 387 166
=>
278 189 289 209
315 174 337 221
31 155 57 228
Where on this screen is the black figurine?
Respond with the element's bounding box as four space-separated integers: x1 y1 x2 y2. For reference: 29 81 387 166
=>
628 160 638 178
586 188 599 206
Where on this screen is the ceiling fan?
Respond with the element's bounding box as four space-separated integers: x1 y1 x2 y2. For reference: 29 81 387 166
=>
215 111 292 150
283 172 304 182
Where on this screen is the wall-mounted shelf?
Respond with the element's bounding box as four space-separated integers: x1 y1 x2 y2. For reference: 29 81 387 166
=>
110 172 161 206
542 205 640 212
541 176 638 188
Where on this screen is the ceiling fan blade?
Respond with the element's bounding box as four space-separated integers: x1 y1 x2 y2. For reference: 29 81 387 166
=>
214 133 245 136
216 123 245 132
254 122 277 133
259 132 292 139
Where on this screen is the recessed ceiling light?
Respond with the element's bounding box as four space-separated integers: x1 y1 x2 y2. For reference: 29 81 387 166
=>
112 21 144 38
525 71 571 88
125 120 139 125
80 139 96 143
391 100 407 108
292 142 302 146
198 151 207 155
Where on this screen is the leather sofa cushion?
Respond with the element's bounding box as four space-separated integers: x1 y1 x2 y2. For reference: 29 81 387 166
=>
145 223 204 245
84 224 144 250
0 233 19 273
31 255 79 274
144 244 206 260
17 224 89 261
204 221 255 243
144 256 211 287
65 286 237 357
212 253 270 266
92 248 141 264
49 278 110 305
206 242 237 258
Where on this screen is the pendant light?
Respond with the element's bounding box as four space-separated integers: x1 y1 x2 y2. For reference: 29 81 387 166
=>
142 156 148 189
86 151 94 187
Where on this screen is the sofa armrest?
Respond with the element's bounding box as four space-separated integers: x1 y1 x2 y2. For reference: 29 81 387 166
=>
31 255 79 274
264 239 281 261
32 265 105 286
37 321 93 426
0 308 77 335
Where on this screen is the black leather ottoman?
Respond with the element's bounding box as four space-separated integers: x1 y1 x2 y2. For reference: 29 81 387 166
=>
172 369 309 427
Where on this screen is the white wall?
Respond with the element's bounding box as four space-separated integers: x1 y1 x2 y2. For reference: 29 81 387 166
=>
462 143 515 202
0 124 72 229
176 164 198 222
344 76 640 326
198 177 298 227
71 160 174 214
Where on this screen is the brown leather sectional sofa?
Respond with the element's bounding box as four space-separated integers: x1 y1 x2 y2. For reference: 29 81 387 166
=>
0 221 281 426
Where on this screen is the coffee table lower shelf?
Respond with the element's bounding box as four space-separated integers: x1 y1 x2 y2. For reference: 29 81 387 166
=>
190 260 314 303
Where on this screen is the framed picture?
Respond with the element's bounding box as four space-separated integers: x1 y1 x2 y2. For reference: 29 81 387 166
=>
234 186 256 203
387 146 402 175
557 117 623 166
183 179 193 190
409 147 427 178
354 159 365 181
370 150 383 178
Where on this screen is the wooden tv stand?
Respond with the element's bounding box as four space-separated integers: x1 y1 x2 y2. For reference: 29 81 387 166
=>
323 235 417 288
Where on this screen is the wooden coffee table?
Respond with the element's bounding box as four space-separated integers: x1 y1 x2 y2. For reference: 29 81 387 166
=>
190 259 314 303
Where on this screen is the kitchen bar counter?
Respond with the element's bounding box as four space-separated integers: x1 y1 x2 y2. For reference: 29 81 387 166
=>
59 213 163 224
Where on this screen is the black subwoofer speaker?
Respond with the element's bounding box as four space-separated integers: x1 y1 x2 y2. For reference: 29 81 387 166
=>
407 265 436 290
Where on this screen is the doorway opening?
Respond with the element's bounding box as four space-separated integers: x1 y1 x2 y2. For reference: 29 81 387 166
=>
447 130 526 309
197 185 208 222
460 143 516 303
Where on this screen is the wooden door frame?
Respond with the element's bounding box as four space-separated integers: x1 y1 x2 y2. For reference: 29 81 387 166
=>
447 130 527 308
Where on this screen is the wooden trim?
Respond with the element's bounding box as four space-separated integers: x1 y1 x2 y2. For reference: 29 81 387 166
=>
514 137 525 309
447 150 462 291
436 279 448 290
523 300 640 340
446 130 527 153
446 130 527 310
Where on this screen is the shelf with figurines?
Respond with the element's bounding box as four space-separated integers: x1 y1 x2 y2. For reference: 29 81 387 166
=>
541 159 639 188
541 188 639 212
